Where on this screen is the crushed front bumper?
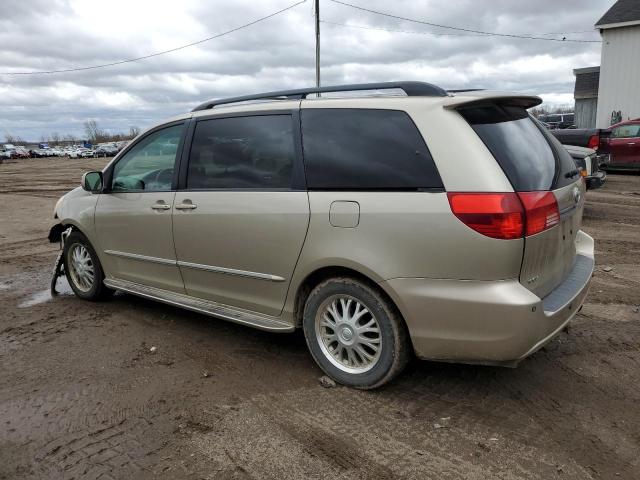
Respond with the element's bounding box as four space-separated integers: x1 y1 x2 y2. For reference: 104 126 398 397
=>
586 171 606 190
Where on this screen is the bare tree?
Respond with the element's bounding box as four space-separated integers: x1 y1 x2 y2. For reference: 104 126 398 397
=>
49 132 61 145
84 119 104 143
129 126 140 138
530 104 574 117
4 134 22 144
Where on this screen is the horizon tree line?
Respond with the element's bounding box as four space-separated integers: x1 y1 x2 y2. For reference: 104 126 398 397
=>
4 121 141 146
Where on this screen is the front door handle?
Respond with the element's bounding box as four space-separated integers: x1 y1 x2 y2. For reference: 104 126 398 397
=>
151 202 171 210
175 202 197 210
627 142 636 145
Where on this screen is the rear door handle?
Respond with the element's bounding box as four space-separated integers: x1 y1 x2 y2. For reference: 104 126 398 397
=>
627 142 636 145
151 202 171 210
175 203 197 210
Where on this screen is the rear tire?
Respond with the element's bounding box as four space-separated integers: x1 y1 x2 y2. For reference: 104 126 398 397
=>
63 231 113 301
302 277 410 389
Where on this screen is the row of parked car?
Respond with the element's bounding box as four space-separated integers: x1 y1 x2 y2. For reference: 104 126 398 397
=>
0 142 125 161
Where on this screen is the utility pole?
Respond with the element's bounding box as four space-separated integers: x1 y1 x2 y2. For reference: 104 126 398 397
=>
315 0 320 89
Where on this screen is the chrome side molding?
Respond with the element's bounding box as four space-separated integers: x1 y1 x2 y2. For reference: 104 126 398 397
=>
103 278 294 332
177 260 285 282
103 250 285 282
104 250 176 266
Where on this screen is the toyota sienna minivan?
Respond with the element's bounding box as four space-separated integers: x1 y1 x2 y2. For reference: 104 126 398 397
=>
49 82 594 388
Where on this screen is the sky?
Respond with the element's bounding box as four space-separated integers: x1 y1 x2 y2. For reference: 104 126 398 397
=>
0 0 611 141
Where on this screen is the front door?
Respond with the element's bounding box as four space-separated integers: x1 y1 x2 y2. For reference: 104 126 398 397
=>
95 123 186 293
609 124 640 168
172 113 309 316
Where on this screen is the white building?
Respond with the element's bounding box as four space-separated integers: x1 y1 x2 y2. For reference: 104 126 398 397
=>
594 0 640 128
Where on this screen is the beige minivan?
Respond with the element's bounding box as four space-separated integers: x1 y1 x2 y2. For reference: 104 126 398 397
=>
50 82 594 388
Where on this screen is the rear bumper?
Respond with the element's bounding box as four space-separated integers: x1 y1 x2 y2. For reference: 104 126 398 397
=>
382 231 595 365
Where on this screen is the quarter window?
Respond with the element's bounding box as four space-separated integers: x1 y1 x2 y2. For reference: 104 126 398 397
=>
301 109 443 190
187 115 295 189
112 124 183 192
460 104 578 191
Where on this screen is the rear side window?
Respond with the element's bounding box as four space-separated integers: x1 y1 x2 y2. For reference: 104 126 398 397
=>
460 104 578 191
301 109 443 190
187 115 295 189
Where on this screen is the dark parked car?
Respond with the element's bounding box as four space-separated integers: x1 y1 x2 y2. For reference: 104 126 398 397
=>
538 113 575 129
94 146 119 158
550 128 607 150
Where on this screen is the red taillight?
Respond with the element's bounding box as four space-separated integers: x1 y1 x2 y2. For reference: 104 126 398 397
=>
447 191 560 240
587 134 599 150
517 191 560 236
447 193 524 240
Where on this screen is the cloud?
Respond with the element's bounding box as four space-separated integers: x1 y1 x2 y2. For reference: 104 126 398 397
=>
0 0 605 140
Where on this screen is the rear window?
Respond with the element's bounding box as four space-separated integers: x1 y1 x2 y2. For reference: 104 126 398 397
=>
460 104 578 191
301 109 443 190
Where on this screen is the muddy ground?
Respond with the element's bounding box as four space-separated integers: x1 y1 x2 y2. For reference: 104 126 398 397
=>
1 156 639 479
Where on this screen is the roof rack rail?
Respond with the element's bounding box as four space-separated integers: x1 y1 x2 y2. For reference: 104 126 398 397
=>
447 89 485 93
192 81 448 112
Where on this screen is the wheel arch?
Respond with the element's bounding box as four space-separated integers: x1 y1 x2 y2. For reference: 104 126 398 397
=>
48 220 90 242
292 265 406 330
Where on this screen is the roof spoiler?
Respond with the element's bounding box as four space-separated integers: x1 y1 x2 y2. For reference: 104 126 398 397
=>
443 92 542 110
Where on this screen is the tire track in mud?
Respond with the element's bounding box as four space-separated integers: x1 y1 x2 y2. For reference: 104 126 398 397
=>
2 363 191 479
498 358 640 479
588 274 640 305
182 368 590 480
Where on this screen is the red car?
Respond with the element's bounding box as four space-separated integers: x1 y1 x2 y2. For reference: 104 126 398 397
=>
601 120 640 169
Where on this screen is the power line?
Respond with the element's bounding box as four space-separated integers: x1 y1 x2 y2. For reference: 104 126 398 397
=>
321 20 490 37
0 0 307 76
534 30 598 36
328 0 602 43
321 20 598 39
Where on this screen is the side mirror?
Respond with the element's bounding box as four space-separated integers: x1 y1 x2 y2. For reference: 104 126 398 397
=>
82 171 103 192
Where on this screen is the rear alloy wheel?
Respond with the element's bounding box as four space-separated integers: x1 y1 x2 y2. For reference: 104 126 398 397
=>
315 295 382 373
303 277 410 389
63 231 113 301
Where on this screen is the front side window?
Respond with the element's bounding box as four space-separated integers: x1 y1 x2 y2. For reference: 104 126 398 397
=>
112 124 183 191
187 115 295 189
301 109 443 190
612 124 640 138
